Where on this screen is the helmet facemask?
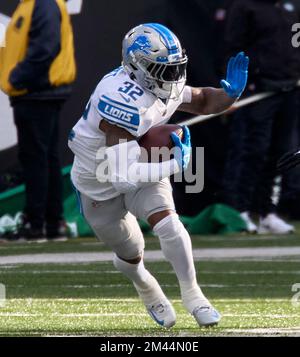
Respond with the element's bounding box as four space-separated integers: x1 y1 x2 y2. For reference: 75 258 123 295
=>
128 54 188 101
145 58 188 100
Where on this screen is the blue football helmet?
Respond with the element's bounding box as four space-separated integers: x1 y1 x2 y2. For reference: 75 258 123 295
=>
122 23 188 100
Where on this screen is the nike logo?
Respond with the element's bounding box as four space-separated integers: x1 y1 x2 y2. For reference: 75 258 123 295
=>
212 310 220 318
148 309 165 326
119 93 131 103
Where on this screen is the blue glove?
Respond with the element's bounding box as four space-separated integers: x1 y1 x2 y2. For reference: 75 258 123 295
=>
221 52 249 99
170 126 191 171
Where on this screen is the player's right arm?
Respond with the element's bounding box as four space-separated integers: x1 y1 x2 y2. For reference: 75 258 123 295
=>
96 90 191 193
100 120 190 193
100 119 135 146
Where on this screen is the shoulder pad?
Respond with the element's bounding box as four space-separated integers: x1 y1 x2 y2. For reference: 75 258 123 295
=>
97 93 140 136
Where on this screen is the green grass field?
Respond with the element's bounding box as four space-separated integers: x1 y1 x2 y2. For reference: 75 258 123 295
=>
0 233 300 336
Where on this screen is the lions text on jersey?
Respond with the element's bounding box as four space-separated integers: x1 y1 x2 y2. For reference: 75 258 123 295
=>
69 66 191 201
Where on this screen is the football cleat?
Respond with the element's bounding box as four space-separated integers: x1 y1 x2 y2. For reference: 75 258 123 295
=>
192 305 221 327
240 211 257 233
258 213 295 235
146 300 176 328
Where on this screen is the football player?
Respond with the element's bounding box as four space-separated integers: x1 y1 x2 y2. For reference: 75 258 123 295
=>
68 23 249 328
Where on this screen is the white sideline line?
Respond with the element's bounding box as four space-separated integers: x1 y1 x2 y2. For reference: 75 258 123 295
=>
0 247 300 265
6 283 297 289
6 298 289 303
0 283 220 289
223 328 300 336
213 259 300 262
0 313 146 317
0 270 122 274
1 269 300 275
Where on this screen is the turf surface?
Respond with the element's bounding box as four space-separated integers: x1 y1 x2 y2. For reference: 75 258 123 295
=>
1 241 300 336
1 232 300 256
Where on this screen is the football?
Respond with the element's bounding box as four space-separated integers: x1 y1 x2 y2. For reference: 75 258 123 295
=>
138 124 183 162
139 124 183 151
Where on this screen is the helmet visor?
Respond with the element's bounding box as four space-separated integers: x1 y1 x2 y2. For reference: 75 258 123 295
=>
147 60 187 83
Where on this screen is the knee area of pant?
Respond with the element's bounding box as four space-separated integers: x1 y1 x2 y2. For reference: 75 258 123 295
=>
111 237 144 263
120 255 143 265
113 253 143 272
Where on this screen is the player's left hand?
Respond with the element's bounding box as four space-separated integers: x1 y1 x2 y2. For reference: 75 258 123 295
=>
171 126 191 171
277 149 300 173
221 51 249 99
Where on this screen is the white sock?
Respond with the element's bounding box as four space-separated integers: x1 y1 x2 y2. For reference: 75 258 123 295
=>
179 280 210 313
153 214 208 313
113 254 166 306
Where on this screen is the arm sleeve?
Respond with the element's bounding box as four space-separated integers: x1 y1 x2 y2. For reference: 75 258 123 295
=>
182 86 192 104
9 0 61 91
105 141 180 193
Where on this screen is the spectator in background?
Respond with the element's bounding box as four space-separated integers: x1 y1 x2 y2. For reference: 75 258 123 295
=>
221 0 300 233
278 0 300 219
0 0 76 241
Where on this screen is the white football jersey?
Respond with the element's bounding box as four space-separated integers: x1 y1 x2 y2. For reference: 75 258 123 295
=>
69 66 192 201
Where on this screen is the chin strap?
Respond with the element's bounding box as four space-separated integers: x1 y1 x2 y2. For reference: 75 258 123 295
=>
130 73 136 81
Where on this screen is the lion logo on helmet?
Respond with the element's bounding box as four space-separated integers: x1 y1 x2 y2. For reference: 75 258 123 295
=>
126 35 152 56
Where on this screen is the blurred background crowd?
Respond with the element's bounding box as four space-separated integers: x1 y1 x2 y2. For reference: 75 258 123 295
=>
0 0 300 240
